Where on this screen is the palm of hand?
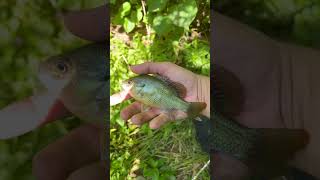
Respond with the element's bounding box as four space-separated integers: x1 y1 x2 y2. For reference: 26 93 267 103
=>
215 51 285 129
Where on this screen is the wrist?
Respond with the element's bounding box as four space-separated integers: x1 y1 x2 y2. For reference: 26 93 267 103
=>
196 75 210 117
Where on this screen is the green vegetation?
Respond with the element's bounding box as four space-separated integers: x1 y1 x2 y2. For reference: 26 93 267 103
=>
216 0 320 48
0 1 104 179
110 0 210 179
1 0 318 179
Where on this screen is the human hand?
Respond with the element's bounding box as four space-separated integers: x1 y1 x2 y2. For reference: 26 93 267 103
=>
211 11 290 180
213 12 285 129
111 62 210 129
31 5 107 180
213 11 320 179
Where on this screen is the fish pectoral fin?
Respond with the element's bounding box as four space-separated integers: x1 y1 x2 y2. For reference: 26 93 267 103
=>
162 110 175 121
212 152 252 180
161 109 188 121
162 109 184 121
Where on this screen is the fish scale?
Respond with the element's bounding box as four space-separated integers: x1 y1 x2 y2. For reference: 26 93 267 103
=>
212 111 259 162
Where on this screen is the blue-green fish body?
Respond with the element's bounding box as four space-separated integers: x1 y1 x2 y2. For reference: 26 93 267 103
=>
122 74 206 117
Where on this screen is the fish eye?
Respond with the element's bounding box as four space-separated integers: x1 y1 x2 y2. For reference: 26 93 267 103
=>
55 61 68 73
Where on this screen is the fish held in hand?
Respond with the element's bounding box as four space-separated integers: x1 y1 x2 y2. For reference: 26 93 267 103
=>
38 43 108 122
121 74 206 119
38 43 108 163
0 43 108 141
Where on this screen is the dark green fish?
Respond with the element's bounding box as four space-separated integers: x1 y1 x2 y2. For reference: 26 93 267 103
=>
38 43 108 162
214 111 308 173
38 43 108 122
122 74 206 118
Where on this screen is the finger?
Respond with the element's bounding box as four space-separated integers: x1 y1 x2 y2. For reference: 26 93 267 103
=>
0 92 71 140
120 101 141 120
110 90 131 106
33 123 101 180
131 110 160 125
63 5 108 42
67 162 106 180
149 113 170 129
130 62 174 75
41 99 71 124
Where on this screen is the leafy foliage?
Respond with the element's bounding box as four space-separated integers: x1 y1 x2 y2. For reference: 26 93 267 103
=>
215 0 320 48
110 0 205 35
0 1 104 179
110 1 210 179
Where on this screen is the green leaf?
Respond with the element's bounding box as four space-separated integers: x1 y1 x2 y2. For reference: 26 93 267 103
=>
116 118 125 127
152 15 174 35
144 168 160 180
120 2 131 18
160 175 176 180
148 158 158 168
130 8 143 23
123 17 135 33
147 0 169 12
136 8 143 22
167 0 198 29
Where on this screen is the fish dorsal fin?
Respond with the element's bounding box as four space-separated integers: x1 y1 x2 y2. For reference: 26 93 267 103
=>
153 74 186 98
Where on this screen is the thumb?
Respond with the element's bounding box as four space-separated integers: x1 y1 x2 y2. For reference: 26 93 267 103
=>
63 5 108 42
130 62 172 75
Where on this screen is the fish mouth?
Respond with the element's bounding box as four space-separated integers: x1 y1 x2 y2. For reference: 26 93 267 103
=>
121 80 133 91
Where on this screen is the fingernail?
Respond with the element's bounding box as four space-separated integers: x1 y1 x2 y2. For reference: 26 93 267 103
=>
130 117 138 124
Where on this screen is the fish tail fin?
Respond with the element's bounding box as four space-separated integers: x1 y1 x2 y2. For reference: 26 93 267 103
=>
187 102 207 117
249 128 309 177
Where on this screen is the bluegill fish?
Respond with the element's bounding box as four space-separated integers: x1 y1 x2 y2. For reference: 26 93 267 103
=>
121 74 206 118
38 43 108 162
38 43 108 122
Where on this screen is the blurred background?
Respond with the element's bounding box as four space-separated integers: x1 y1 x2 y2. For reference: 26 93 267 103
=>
215 0 320 48
0 1 104 179
110 0 210 179
3 0 317 179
